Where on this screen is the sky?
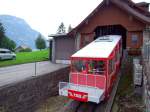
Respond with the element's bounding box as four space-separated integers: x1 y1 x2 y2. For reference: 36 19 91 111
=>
0 0 149 39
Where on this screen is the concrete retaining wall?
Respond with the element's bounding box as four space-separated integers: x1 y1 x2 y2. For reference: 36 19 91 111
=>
0 67 69 112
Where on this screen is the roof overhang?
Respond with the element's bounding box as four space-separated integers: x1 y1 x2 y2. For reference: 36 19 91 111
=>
48 33 68 38
68 0 150 36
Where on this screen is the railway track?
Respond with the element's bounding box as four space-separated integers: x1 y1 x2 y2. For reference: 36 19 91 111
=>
62 101 108 112
61 71 121 112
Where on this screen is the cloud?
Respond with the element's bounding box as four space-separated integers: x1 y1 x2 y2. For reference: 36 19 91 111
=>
0 0 149 38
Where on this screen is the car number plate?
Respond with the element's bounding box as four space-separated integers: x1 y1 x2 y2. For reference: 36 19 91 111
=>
68 90 88 102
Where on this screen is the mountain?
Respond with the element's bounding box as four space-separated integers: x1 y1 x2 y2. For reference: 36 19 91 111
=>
0 15 41 49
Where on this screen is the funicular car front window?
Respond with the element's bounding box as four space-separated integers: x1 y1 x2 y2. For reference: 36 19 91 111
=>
72 60 105 75
72 60 86 72
90 61 105 75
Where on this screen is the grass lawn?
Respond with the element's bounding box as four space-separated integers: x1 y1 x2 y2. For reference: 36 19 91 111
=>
0 49 49 67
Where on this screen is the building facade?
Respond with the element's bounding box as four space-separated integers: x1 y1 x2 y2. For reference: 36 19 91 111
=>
69 0 150 54
49 34 75 64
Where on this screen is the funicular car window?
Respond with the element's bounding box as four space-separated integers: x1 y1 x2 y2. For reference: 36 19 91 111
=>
72 60 86 72
119 41 122 54
115 48 120 62
72 60 105 75
117 49 120 61
109 59 114 74
89 61 105 75
115 50 117 62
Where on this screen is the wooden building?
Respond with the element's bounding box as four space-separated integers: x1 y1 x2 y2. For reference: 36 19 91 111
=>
49 33 75 64
49 0 150 64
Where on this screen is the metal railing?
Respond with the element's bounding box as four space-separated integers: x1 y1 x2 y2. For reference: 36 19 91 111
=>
59 82 101 97
59 82 69 90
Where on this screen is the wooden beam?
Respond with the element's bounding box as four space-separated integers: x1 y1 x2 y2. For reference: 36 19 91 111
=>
105 0 110 5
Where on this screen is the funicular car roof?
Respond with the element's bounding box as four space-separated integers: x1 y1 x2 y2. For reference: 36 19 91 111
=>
71 35 121 59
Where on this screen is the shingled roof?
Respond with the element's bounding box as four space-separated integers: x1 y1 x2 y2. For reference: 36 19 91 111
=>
68 0 150 35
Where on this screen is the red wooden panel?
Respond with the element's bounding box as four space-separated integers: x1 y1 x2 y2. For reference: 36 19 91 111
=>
70 73 77 84
78 74 86 85
96 76 105 89
87 75 95 87
70 73 106 90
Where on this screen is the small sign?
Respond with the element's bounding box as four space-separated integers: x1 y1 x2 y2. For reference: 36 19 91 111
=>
68 90 88 102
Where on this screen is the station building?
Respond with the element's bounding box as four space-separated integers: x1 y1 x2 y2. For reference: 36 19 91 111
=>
49 0 150 64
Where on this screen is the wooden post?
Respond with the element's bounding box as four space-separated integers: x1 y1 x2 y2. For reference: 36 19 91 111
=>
35 62 37 76
105 0 110 5
49 39 53 61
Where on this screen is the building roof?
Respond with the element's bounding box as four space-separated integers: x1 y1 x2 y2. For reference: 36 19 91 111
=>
68 0 150 36
136 2 149 7
71 35 121 59
112 0 150 23
16 45 30 49
48 33 67 38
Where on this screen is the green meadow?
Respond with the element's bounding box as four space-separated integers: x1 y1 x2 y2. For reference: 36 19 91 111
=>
0 49 49 67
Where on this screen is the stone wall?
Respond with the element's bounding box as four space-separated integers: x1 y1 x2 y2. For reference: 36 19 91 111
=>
0 67 69 112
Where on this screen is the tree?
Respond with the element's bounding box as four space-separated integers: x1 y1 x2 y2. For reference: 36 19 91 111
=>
0 22 16 51
0 36 16 51
57 22 66 34
9 40 16 51
0 22 5 46
68 24 72 33
35 34 46 50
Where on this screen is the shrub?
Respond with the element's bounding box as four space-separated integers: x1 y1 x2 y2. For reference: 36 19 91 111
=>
19 48 32 52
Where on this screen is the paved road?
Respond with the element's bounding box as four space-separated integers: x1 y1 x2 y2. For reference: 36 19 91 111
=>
0 61 68 87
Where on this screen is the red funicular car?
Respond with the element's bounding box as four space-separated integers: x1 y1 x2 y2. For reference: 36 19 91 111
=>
59 35 122 103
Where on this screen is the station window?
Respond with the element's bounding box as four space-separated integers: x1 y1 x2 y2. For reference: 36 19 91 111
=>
131 34 138 45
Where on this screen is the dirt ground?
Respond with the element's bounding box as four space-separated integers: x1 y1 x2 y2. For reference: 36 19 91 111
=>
112 57 144 112
35 96 71 112
118 92 144 112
